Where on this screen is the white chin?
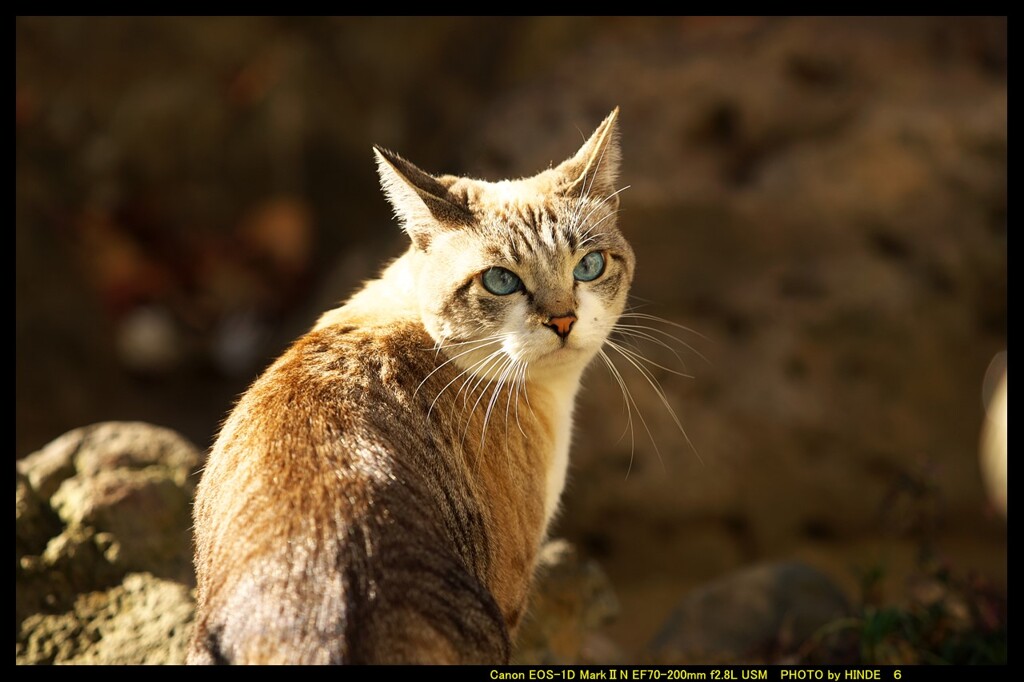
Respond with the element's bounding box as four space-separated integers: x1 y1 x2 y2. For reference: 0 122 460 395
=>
534 343 590 365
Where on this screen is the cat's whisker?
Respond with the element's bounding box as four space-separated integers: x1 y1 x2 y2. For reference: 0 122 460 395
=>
426 327 493 367
428 346 506 419
576 186 629 236
415 336 503 399
578 206 622 240
421 335 493 376
481 356 519 447
513 362 530 438
454 356 509 475
605 339 702 466
610 329 695 378
451 352 506 421
506 363 526 479
452 358 507 438
618 312 712 343
606 335 696 378
613 321 703 345
426 330 497 351
596 306 706 358
460 354 514 451
615 315 711 367
502 360 517 462
576 225 614 252
456 348 508 410
573 207 623 255
567 168 602 233
572 178 625 228
601 345 666 474
579 130 619 205
598 349 638 477
572 203 620 249
489 359 525 483
501 358 528 440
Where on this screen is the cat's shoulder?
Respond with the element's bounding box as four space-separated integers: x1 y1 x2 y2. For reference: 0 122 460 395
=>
263 314 436 389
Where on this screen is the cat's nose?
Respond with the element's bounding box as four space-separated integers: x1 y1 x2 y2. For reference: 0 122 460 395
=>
545 313 577 339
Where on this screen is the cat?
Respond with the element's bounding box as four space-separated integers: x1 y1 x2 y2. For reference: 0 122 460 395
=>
187 108 634 664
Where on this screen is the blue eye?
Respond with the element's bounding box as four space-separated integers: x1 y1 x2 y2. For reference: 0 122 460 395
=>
573 251 606 282
481 267 523 296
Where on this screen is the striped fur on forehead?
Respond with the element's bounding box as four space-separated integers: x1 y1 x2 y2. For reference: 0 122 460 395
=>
476 193 623 267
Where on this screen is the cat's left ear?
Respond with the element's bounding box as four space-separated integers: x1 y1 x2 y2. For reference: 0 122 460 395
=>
556 107 621 206
374 146 472 250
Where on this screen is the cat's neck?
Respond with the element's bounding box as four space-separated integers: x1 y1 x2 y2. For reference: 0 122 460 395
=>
528 367 583 532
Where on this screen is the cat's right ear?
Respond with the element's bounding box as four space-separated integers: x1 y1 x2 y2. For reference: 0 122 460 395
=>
373 146 471 250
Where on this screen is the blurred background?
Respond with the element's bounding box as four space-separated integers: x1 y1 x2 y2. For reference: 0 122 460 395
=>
17 17 1005 663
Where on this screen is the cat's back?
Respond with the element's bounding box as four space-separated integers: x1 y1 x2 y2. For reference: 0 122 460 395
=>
189 315 509 664
206 317 440 491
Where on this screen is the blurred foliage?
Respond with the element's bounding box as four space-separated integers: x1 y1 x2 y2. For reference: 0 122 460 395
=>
794 556 1007 665
792 455 1006 665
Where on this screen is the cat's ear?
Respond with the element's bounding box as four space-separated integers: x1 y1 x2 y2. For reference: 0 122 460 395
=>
556 107 621 206
373 146 472 250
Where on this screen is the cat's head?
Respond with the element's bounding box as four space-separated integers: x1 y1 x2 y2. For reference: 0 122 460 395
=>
375 108 633 379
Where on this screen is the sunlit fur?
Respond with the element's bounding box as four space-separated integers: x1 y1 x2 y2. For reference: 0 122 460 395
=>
189 109 654 665
319 109 634 530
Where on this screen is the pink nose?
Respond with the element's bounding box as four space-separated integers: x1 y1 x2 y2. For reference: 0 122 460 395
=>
545 314 577 339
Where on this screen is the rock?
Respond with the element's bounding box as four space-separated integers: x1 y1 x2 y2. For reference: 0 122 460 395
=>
16 573 195 665
649 561 850 663
18 422 199 583
16 471 60 559
18 421 199 491
16 422 201 664
513 539 622 664
17 430 79 501
51 469 193 575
